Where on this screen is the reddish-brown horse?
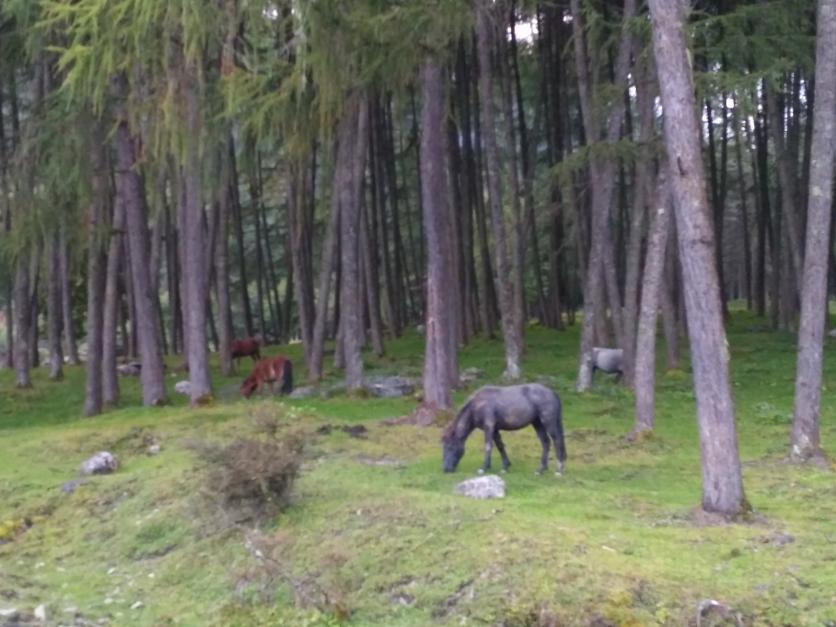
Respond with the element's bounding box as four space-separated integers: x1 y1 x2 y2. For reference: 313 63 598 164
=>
231 337 262 366
240 356 293 398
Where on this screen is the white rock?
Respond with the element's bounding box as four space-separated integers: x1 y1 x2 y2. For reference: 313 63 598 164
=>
0 609 19 621
80 451 119 476
34 604 47 622
147 443 161 456
454 475 506 500
174 380 191 396
131 601 144 610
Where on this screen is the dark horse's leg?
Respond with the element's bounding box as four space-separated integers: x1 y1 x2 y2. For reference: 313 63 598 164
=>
493 432 511 472
479 426 495 474
544 402 567 476
532 421 550 475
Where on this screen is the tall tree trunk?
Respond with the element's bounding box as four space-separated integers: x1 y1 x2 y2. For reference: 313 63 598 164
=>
633 174 672 436
308 165 341 382
338 91 370 392
572 0 636 391
230 146 254 338
215 136 234 376
360 203 385 357
790 0 836 464
46 230 64 380
476 2 523 379
114 78 167 406
83 116 109 415
648 0 747 517
103 201 125 407
180 62 212 404
418 58 459 420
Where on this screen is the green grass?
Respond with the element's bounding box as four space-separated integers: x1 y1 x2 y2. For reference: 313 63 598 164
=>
1 311 835 626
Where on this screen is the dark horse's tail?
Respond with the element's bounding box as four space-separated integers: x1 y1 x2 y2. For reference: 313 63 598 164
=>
281 359 293 395
553 392 567 466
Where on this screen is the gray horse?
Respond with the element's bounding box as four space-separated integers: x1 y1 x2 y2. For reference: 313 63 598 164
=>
442 384 566 476
589 347 624 381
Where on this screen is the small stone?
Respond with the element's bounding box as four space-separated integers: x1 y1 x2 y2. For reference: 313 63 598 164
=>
80 452 119 476
107 567 117 575
454 475 506 500
130 601 144 610
104 598 114 606
147 444 161 456
459 367 484 385
174 380 191 396
34 604 47 622
0 608 19 621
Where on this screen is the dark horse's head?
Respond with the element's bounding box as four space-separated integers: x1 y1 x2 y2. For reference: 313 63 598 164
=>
441 402 472 472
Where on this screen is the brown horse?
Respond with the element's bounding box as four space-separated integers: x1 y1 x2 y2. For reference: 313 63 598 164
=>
231 337 262 366
240 356 293 398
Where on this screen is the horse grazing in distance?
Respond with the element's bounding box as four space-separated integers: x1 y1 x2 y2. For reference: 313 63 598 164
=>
231 337 262 366
240 356 293 398
442 383 566 476
587 347 624 382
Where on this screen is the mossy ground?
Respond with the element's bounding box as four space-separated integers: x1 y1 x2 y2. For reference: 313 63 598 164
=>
1 310 835 626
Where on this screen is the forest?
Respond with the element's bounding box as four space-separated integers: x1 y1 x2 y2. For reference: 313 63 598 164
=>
0 0 835 624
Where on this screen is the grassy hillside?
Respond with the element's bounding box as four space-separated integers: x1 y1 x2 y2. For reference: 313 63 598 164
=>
1 312 834 626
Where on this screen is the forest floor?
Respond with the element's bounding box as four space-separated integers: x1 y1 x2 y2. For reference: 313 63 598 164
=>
1 311 835 626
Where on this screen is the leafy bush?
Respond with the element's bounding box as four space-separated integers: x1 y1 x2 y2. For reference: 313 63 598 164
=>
201 433 304 525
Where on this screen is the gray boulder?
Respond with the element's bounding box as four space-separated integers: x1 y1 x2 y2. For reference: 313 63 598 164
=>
80 452 119 476
454 475 506 500
174 380 191 396
366 376 415 398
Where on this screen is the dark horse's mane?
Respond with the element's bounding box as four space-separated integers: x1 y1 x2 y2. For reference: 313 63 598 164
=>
443 400 473 442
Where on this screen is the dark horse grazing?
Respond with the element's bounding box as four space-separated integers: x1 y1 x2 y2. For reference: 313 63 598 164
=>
240 356 293 398
231 337 262 366
442 384 566 476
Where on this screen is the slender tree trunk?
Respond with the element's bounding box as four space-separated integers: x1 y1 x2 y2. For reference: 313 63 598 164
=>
790 0 836 464
765 82 804 289
114 78 167 406
308 164 341 382
83 116 109 415
59 223 80 365
660 221 680 370
47 230 64 380
103 201 125 407
215 136 234 376
633 174 672 436
360 203 385 357
476 2 523 379
649 0 747 517
572 0 636 391
13 254 32 388
230 146 254 338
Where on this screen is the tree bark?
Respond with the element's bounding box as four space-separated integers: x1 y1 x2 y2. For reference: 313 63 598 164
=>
790 0 836 464
476 2 523 379
114 78 167 406
215 136 234 376
338 90 370 392
46 229 64 380
83 116 109 415
180 61 212 404
633 174 672 436
418 58 459 416
103 200 125 408
572 0 636 391
649 0 747 517
59 223 80 365
13 253 32 388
